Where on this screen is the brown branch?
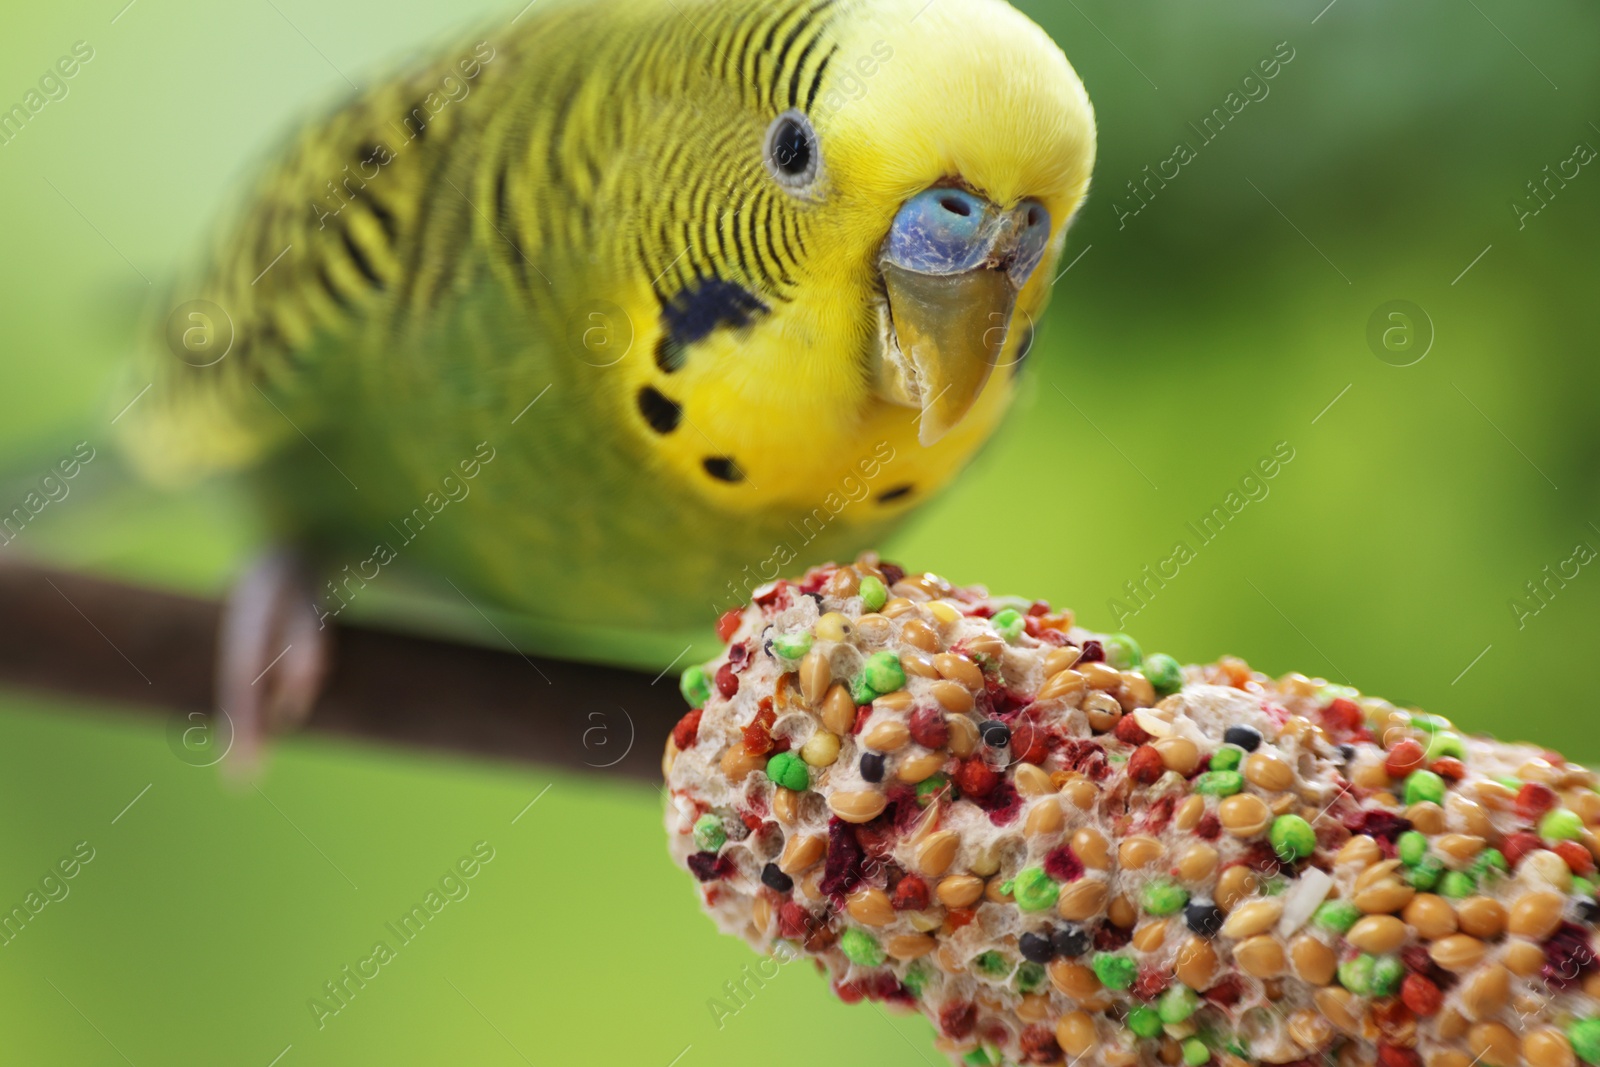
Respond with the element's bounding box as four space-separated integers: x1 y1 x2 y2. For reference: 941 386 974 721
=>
0 558 682 781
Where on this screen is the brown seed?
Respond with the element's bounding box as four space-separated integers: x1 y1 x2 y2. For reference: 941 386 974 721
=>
1118 835 1165 871
900 618 940 652
880 597 917 619
896 752 947 784
1154 737 1201 776
1056 1012 1097 1057
1356 858 1405 891
1216 866 1259 911
1174 935 1217 990
1289 934 1337 985
1234 934 1286 977
1014 763 1054 796
965 633 1004 663
1523 1027 1577 1067
933 653 984 691
1244 752 1296 792
1081 662 1121 690
935 875 984 908
862 719 910 751
1314 987 1363 1034
778 834 825 874
799 650 830 706
1456 896 1507 939
1044 645 1084 676
1057 878 1109 921
1431 934 1486 973
1177 843 1219 883
822 683 858 736
1117 672 1157 711
873 690 913 713
1175 795 1206 832
1404 801 1447 834
1459 963 1511 1022
1288 1009 1335 1053
1436 833 1486 864
1060 776 1098 811
1449 794 1497 839
828 790 888 824
1218 794 1272 836
1508 891 1564 940
1436 1007 1471 1042
1015 994 1050 1024
1403 894 1459 940
1048 961 1102 1000
901 651 940 679
985 875 1013 905
1354 877 1415 915
929 680 975 713
916 830 960 877
1083 693 1123 732
1108 894 1138 928
751 895 772 935
1468 1023 1520 1067
1505 938 1547 977
1222 900 1284 939
1024 797 1064 837
1336 835 1383 868
772 787 799 826
1351 760 1392 789
1037 668 1088 703
721 744 765 782
846 887 895 927
946 715 979 758
1431 1054 1474 1067
885 933 936 960
1072 828 1111 870
1132 920 1169 953
1347 915 1408 954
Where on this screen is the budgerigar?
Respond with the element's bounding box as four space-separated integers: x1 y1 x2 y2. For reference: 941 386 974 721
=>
121 0 1095 760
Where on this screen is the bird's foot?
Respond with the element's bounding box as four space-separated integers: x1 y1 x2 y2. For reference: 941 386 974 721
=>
216 550 331 778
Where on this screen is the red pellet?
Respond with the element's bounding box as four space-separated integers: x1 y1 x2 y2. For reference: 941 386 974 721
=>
1044 846 1083 882
944 907 976 931
1127 745 1164 784
671 708 703 750
1385 739 1425 778
1502 831 1544 868
954 758 1001 799
1018 1025 1062 1064
1010 717 1050 766
1556 839 1596 875
742 703 776 756
715 662 740 699
891 875 929 911
716 608 743 643
1321 697 1363 733
1377 1045 1422 1067
939 1001 977 1039
1195 813 1222 840
909 706 949 749
1516 781 1559 820
1132 967 1170 999
1400 973 1441 1016
1114 715 1152 746
1430 757 1466 782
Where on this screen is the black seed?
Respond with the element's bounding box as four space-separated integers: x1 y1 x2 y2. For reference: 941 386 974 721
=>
1019 931 1054 963
636 386 681 434
703 457 745 483
760 862 793 893
1185 899 1225 938
877 484 914 504
1223 726 1262 752
1051 925 1090 958
1577 897 1600 924
860 752 885 783
1338 743 1357 764
979 720 1010 748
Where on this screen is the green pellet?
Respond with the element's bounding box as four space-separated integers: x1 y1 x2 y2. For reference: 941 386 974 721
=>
839 928 885 967
1209 746 1243 773
1103 633 1143 670
974 951 1009 977
1371 954 1404 997
1425 731 1465 761
679 664 712 706
1182 1037 1211 1066
858 575 887 612
766 751 810 792
1398 830 1428 866
1314 901 1361 934
916 774 950 807
1270 814 1316 862
1016 962 1046 993
903 961 932 999
991 608 1025 643
1092 953 1137 990
849 672 878 705
861 651 906 694
1127 1006 1163 1038
1407 712 1448 734
1337 953 1375 995
1439 870 1477 899
1407 856 1444 891
770 631 814 660
693 813 726 851
1472 848 1508 881
1260 876 1288 897
1142 879 1189 916
1010 867 1060 913
1193 770 1244 797
1159 983 1201 1024
962 1049 996 1067
1144 653 1184 695
1404 769 1446 806
1542 808 1586 841
1569 1018 1600 1064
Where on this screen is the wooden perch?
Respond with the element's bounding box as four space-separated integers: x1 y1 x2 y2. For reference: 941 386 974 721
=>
0 558 681 782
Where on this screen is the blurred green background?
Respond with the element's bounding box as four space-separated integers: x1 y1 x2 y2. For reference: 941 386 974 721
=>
2 0 1597 1062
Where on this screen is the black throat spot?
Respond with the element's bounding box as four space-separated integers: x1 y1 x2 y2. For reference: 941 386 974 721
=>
656 277 769 372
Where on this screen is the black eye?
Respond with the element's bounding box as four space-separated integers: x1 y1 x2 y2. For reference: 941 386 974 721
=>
764 110 821 193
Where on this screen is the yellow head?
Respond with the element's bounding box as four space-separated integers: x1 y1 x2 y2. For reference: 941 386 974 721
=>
606 0 1096 518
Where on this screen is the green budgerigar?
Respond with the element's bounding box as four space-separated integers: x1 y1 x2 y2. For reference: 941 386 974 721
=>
121 0 1095 761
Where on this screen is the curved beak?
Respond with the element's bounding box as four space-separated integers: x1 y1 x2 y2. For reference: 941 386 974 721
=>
876 188 1051 445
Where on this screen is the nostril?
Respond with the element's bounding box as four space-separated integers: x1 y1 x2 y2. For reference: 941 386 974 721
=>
1027 207 1043 228
940 196 973 217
